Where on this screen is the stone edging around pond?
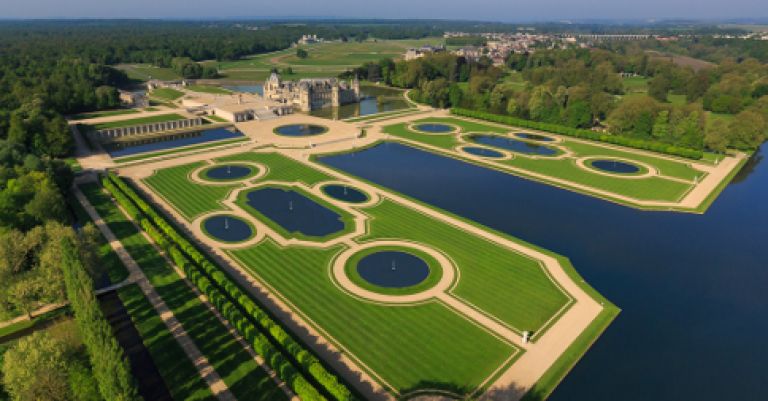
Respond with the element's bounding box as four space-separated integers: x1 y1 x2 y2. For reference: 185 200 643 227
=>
575 156 656 179
190 161 267 185
407 122 461 135
330 240 456 304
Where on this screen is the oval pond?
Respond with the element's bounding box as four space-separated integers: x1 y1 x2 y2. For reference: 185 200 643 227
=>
357 251 430 288
274 124 327 137
590 159 642 174
203 215 253 242
322 184 368 203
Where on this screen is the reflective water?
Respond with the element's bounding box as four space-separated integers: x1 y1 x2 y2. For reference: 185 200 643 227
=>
308 86 410 120
357 251 430 288
591 159 641 174
462 146 505 158
322 184 368 203
203 215 253 242
244 187 345 237
205 165 253 180
319 141 768 401
223 84 264 96
274 124 327 137
102 127 244 158
516 133 556 142
414 123 454 133
470 134 558 156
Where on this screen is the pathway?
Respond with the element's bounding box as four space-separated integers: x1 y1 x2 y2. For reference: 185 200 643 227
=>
73 182 237 401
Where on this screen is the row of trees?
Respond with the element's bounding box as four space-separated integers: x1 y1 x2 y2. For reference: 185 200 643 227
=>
102 172 356 401
61 236 138 401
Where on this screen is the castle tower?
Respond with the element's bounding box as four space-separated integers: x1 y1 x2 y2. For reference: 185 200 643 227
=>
299 82 311 112
352 75 360 100
331 85 340 108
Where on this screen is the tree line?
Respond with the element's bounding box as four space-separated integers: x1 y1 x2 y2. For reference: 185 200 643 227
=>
353 42 768 153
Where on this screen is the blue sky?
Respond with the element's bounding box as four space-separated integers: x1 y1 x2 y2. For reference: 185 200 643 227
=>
3 0 765 21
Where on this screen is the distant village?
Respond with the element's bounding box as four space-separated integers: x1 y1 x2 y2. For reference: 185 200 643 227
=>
404 31 690 66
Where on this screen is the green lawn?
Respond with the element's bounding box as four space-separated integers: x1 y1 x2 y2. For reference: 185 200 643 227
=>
622 76 649 93
230 241 518 396
186 85 232 95
70 108 140 120
143 162 240 220
80 183 288 401
205 114 229 123
150 88 185 101
361 199 571 334
88 113 186 130
217 152 334 185
118 64 181 81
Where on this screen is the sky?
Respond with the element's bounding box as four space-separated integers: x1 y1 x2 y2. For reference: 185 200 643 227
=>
2 0 766 21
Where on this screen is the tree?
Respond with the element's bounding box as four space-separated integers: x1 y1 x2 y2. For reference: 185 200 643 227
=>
648 75 671 102
296 48 308 59
606 95 659 137
704 119 729 152
25 179 67 224
686 71 710 102
728 110 766 149
562 100 592 128
652 110 670 140
2 331 72 401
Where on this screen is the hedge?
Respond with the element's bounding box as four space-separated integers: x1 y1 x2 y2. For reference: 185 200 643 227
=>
450 108 704 160
102 173 356 401
60 237 139 401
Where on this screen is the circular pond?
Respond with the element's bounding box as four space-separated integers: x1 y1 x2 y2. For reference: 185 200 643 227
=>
357 251 430 288
204 165 254 181
274 124 327 137
462 146 505 159
590 159 642 174
470 134 559 156
413 123 455 133
203 215 253 243
322 184 369 204
516 132 556 142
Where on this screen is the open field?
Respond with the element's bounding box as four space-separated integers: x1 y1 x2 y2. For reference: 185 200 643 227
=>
186 85 232 94
135 150 594 397
384 117 703 202
207 38 444 82
80 182 288 401
117 64 182 81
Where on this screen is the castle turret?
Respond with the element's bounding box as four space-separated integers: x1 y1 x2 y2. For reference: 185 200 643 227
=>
331 85 340 108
